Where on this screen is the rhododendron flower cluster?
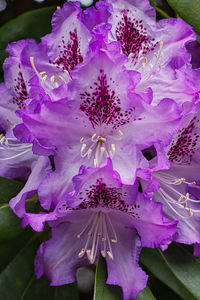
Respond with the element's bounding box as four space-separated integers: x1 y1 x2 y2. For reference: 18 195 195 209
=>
1 0 200 299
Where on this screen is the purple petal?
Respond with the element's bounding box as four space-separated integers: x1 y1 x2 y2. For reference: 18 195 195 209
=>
106 228 147 300
9 156 51 217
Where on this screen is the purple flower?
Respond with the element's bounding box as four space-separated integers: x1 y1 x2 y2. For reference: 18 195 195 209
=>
14 42 182 189
0 81 36 180
22 159 177 299
0 42 52 216
82 0 198 107
139 109 200 250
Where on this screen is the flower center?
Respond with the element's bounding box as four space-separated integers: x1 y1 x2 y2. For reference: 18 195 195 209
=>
80 130 123 167
77 211 117 264
154 171 200 218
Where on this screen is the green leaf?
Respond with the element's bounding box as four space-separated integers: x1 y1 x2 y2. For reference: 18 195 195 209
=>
94 255 123 300
0 228 34 272
0 203 24 241
166 0 200 35
22 277 79 300
0 236 39 300
0 195 37 242
0 177 24 204
0 6 56 79
136 286 156 300
140 243 200 299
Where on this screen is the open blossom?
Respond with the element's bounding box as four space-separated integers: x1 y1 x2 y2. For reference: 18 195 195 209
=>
12 40 183 216
138 109 200 250
0 43 51 217
81 0 199 107
14 41 181 182
22 159 177 300
0 0 199 298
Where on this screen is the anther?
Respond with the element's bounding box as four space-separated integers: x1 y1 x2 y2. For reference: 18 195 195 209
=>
185 193 189 201
109 150 113 158
81 143 86 154
101 250 106 258
80 137 85 143
189 208 193 217
40 71 47 80
50 75 59 88
78 248 85 258
118 129 123 137
64 69 72 79
178 195 184 202
107 251 113 260
111 239 117 243
94 158 98 167
87 148 92 159
91 133 97 141
58 75 67 83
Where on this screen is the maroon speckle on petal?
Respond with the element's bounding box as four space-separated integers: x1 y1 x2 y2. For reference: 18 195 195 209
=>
13 64 29 109
52 28 83 72
58 178 140 218
80 69 135 129
168 116 200 164
115 9 157 63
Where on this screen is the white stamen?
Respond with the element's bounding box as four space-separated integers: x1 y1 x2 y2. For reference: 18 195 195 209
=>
81 143 86 154
78 248 85 258
101 250 106 258
80 137 85 143
58 75 67 83
87 148 92 159
77 212 117 263
107 251 114 260
91 133 97 142
118 129 123 137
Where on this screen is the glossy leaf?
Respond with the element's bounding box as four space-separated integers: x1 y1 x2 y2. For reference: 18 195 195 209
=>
0 177 24 204
0 228 34 272
22 277 79 300
94 255 121 300
140 243 200 299
136 286 156 300
0 6 56 80
166 0 200 35
0 195 38 242
0 203 24 242
0 237 39 300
